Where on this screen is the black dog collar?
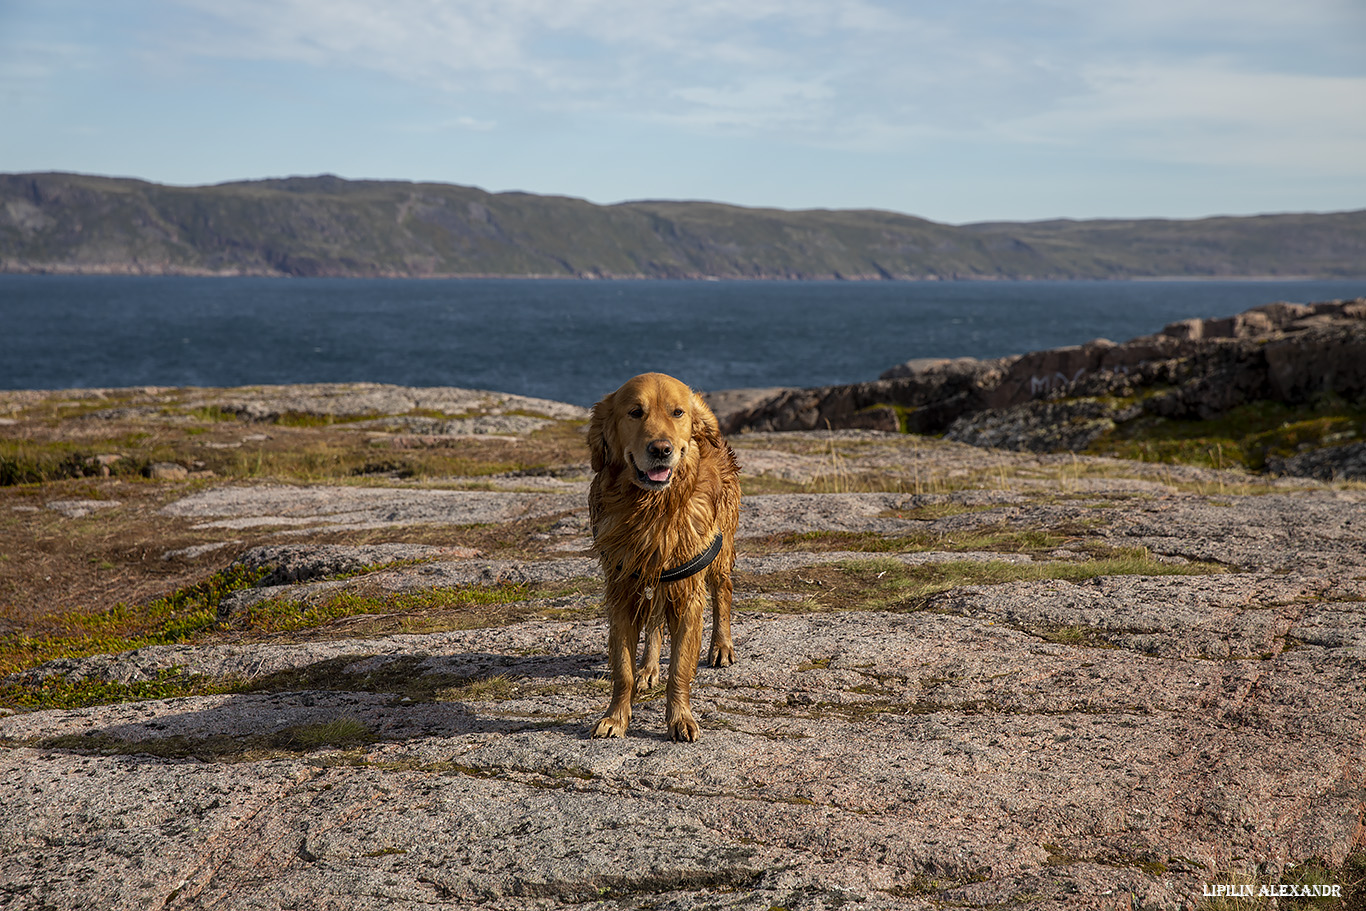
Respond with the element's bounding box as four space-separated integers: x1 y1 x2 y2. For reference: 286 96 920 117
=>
656 532 725 583
621 531 726 585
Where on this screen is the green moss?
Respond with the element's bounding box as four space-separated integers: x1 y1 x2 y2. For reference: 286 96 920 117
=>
772 526 1067 556
0 564 269 685
1095 396 1366 471
740 549 1221 617
0 667 233 712
227 581 534 636
0 440 101 486
858 546 1218 586
1035 625 1112 647
271 411 380 428
29 715 377 761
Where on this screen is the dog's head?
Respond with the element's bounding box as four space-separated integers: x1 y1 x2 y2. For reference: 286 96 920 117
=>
588 373 722 491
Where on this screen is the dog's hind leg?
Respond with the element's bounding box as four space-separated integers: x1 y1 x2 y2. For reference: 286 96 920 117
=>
635 625 663 697
707 571 736 668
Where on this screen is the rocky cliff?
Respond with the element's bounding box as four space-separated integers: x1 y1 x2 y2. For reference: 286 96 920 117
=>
715 298 1366 479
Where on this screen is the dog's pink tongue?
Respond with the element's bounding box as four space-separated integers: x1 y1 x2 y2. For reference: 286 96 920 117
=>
648 467 672 483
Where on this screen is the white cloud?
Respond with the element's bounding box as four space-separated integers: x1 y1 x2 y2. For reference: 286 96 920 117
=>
0 38 97 100
154 1 1363 118
18 0 1364 209
999 62 1366 172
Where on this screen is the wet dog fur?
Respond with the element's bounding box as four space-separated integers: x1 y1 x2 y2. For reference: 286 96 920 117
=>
586 373 741 741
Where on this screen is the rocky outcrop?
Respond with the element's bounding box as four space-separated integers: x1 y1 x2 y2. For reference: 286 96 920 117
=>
715 299 1366 478
4 437 1365 910
1265 441 1366 482
7 377 1366 910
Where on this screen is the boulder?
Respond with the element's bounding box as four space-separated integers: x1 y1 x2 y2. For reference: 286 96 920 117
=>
1266 441 1366 481
145 461 189 480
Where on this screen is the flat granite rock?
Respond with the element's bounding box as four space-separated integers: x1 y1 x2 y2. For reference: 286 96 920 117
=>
3 606 1362 910
3 445 1365 910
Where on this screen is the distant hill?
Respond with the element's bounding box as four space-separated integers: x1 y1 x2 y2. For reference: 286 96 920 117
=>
2 172 1364 279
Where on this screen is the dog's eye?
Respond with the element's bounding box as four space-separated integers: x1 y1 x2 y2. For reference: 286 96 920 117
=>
672 408 684 418
628 406 644 418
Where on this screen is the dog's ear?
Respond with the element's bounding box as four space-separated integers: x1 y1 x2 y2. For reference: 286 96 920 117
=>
587 392 616 472
690 392 723 449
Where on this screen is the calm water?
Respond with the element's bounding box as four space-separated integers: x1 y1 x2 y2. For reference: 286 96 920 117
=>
2 276 1363 406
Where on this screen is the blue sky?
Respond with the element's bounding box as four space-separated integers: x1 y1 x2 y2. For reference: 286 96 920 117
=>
2 0 1364 223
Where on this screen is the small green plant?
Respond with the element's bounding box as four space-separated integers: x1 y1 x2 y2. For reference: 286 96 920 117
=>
0 441 97 486
227 582 535 636
275 717 377 750
0 667 232 712
30 715 378 761
436 674 516 702
748 548 1227 615
0 564 269 683
795 657 831 671
1096 396 1366 473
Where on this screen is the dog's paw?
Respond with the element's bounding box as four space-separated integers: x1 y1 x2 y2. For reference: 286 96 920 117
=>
633 665 661 697
590 715 629 738
667 711 700 743
708 640 736 668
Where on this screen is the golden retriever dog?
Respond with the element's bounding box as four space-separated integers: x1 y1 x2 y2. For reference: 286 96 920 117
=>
587 372 741 742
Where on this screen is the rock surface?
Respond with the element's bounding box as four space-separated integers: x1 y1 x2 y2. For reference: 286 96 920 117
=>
4 425 1365 910
711 299 1366 480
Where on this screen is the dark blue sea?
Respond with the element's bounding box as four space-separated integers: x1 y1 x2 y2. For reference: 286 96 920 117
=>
2 276 1364 407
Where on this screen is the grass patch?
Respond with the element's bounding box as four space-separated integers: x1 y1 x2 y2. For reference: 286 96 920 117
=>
225 581 540 637
4 396 590 489
276 716 377 750
0 667 234 712
30 715 378 762
0 439 166 486
435 674 516 702
1034 625 1116 648
766 526 1069 556
0 564 268 682
270 411 380 428
0 566 587 711
741 548 1225 615
1096 396 1366 472
236 655 532 705
223 425 582 484
184 405 242 423
0 440 96 486
1196 853 1366 910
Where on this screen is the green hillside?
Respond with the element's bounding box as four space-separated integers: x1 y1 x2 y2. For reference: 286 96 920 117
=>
2 172 1364 279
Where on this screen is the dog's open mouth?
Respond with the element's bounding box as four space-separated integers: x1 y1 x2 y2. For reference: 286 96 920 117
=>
630 455 674 489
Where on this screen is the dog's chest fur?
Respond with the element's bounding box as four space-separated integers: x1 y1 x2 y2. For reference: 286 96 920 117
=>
590 441 736 586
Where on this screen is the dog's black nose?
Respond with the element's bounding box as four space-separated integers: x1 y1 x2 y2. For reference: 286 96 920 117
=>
647 440 673 460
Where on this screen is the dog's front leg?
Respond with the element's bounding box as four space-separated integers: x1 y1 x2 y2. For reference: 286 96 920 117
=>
665 596 704 742
591 609 640 738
